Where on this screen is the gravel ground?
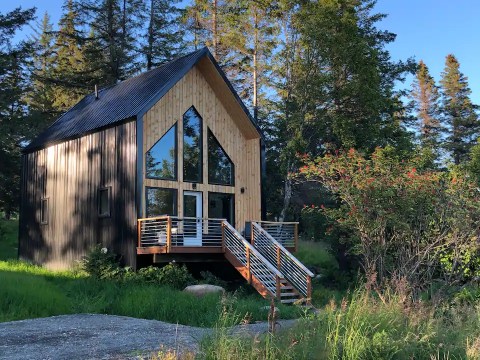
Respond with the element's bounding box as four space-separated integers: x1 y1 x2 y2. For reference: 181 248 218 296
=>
0 314 297 360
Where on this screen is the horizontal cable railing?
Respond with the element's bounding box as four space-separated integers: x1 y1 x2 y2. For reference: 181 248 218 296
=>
223 221 284 298
256 221 298 250
252 222 313 298
137 216 224 249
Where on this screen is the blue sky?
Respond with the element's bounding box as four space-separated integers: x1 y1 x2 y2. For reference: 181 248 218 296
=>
3 0 480 103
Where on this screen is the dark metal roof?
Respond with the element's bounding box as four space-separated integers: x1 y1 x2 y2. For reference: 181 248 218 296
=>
25 47 259 153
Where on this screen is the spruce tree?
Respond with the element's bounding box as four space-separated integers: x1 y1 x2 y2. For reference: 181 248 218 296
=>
0 7 36 218
28 12 57 123
409 60 441 150
52 0 91 112
440 54 479 164
144 0 185 70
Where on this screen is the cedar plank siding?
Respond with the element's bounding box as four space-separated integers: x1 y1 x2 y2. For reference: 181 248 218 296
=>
18 120 137 270
141 65 262 231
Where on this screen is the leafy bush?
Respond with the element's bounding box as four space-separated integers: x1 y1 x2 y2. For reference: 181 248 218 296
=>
199 270 228 288
81 245 122 280
299 147 480 291
135 263 195 289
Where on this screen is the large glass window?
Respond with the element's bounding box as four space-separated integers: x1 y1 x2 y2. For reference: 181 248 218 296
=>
98 187 111 218
145 124 177 180
145 187 177 217
208 129 234 185
208 192 234 226
183 107 202 183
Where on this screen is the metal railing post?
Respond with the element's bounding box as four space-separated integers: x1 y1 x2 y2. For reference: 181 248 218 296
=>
246 247 251 284
294 223 299 252
137 219 142 248
307 276 312 305
221 222 225 253
166 216 172 253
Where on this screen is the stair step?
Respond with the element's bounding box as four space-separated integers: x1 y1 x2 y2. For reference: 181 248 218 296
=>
281 292 298 297
281 285 294 290
281 298 301 304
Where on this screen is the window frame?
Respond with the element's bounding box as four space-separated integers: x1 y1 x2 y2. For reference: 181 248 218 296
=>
182 106 203 184
207 128 235 186
145 123 178 181
98 186 112 218
145 187 178 218
40 197 49 225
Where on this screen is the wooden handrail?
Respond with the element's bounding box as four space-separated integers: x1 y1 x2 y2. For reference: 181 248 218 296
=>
257 221 299 225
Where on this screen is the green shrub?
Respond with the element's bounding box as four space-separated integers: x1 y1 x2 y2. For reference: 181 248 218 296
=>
81 244 123 280
135 263 196 289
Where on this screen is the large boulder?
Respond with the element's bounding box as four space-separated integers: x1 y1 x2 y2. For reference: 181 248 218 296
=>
183 284 225 297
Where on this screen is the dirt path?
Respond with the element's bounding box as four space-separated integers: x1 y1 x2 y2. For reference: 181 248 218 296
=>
0 314 297 359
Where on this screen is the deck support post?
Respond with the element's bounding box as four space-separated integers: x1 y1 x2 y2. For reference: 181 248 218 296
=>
276 276 281 300
251 222 254 246
246 247 251 284
166 217 172 253
307 276 312 305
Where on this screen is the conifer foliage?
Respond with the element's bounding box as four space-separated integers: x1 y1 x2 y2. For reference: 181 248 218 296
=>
440 54 479 164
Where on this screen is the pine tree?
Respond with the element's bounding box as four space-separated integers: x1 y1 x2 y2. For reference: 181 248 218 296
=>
52 0 91 112
28 12 58 124
410 60 441 149
75 0 145 84
440 54 479 165
0 7 36 218
144 0 185 70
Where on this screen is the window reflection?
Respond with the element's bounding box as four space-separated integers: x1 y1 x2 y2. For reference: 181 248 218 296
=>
208 129 234 185
145 187 177 217
183 107 202 183
145 124 177 180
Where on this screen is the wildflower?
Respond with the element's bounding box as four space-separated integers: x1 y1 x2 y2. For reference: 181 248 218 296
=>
101 247 108 254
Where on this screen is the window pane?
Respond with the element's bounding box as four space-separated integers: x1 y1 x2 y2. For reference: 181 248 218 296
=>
208 193 234 226
146 124 176 180
183 107 202 183
208 129 234 185
99 188 110 216
146 188 177 217
41 198 48 224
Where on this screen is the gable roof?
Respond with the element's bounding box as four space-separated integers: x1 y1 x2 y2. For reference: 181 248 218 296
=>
24 47 261 153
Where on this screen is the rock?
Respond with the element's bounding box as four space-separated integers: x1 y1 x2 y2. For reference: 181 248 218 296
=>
183 284 225 297
260 306 280 313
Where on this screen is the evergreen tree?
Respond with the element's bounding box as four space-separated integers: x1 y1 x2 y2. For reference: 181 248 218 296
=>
144 0 185 70
52 0 92 112
75 0 145 84
28 12 57 123
0 7 36 218
440 54 479 165
271 0 415 219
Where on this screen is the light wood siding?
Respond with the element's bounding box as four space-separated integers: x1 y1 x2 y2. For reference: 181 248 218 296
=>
143 66 261 232
18 120 137 270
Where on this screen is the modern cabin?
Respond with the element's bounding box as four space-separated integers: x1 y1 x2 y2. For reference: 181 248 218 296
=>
18 48 312 303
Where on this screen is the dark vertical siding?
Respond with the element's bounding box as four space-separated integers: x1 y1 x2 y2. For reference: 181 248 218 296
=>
18 120 137 270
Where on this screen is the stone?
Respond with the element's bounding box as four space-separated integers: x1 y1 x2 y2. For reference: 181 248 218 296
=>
183 284 225 297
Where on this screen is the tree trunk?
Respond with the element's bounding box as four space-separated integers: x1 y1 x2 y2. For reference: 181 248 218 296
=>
253 8 258 123
279 163 293 222
212 0 217 59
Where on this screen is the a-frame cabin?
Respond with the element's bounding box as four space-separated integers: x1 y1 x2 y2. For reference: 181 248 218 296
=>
19 48 312 303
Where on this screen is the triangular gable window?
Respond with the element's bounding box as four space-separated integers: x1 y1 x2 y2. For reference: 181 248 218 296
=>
208 129 234 186
145 123 177 180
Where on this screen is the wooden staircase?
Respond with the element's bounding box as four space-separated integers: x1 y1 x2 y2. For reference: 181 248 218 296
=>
222 221 313 304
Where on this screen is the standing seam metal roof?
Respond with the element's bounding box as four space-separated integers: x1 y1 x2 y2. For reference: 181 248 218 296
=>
24 47 257 153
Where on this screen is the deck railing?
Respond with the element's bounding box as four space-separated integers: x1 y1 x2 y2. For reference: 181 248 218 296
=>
137 216 224 250
256 221 298 251
252 222 313 299
223 221 284 298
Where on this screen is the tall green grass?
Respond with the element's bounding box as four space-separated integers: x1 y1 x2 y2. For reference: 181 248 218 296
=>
201 289 480 359
0 260 301 326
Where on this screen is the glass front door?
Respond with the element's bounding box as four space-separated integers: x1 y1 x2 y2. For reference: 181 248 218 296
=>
183 191 202 246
